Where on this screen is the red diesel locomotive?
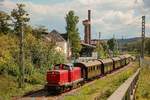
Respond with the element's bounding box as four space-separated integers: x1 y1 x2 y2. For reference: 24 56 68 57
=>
46 64 83 93
46 54 134 93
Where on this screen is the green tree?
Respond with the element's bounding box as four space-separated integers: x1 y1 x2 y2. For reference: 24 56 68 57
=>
126 41 141 52
96 43 105 59
107 38 115 51
107 38 119 56
65 10 81 59
11 3 30 87
32 25 48 39
95 41 109 59
11 4 30 35
145 38 150 54
0 11 11 34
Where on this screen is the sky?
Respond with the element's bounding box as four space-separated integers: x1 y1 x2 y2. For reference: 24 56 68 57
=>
0 0 150 39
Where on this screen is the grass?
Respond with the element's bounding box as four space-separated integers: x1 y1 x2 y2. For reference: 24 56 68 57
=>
64 62 139 100
135 57 150 100
0 74 44 100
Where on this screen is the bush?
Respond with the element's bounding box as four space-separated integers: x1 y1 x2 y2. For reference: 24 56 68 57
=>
0 35 20 76
0 31 66 86
24 70 44 84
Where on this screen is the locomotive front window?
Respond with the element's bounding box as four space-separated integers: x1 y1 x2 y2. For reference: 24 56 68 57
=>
63 65 69 70
54 65 60 70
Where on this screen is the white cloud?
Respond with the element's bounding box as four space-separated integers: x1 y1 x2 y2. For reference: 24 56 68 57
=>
0 0 150 39
0 0 16 11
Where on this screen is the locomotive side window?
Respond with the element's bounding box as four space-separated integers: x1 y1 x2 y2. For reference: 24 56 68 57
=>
54 65 60 70
63 65 69 70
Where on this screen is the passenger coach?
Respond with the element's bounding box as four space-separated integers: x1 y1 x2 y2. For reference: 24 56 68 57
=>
112 57 121 69
74 60 102 80
98 58 114 74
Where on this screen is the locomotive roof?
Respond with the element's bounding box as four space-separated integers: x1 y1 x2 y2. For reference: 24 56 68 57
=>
55 63 73 67
49 70 68 73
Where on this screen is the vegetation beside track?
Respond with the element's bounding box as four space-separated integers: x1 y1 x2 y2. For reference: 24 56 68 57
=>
135 57 150 100
64 62 139 100
0 74 44 100
0 4 65 100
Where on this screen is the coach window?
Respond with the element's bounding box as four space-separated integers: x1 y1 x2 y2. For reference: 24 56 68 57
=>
88 67 90 72
91 67 93 71
97 66 99 69
89 67 91 71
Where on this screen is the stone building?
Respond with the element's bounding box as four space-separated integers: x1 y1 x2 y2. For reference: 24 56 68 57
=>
43 30 71 58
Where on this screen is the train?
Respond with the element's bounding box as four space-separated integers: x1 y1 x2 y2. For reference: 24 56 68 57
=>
46 54 135 93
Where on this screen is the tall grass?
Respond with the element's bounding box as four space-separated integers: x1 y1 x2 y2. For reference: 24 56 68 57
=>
64 62 139 100
0 73 44 100
135 57 150 100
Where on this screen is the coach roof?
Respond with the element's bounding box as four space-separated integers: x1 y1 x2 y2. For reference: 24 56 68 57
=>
75 60 102 67
99 58 113 64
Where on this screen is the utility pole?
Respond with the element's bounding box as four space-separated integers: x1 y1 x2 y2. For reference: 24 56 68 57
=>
120 35 124 53
98 32 101 46
141 16 145 59
19 22 24 88
113 34 115 57
98 32 101 59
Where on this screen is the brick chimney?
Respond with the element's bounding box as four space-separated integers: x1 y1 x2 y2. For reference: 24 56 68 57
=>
83 10 91 44
88 10 91 44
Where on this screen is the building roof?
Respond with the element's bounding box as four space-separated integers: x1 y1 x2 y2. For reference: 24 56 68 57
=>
60 33 68 41
43 29 66 42
81 42 96 48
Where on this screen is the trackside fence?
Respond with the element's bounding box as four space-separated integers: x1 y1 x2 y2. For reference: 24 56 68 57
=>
107 68 140 100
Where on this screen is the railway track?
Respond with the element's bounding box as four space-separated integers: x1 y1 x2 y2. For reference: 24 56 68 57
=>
16 63 132 100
